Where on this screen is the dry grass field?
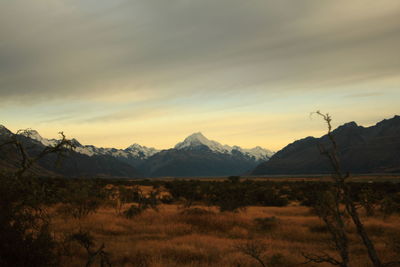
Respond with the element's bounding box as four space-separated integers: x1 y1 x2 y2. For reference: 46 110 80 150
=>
52 201 400 267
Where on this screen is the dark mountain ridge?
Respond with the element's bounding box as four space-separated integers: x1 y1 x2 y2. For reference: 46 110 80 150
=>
139 145 262 177
252 115 400 175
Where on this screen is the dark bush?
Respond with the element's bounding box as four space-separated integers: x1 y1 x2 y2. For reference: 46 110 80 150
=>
124 205 144 218
0 174 60 267
254 217 279 232
308 224 329 233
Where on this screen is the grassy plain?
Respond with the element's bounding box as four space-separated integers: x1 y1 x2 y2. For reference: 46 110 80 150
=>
51 182 400 267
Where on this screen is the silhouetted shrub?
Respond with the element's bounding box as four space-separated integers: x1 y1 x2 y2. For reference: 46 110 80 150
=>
68 230 111 266
124 205 144 218
308 224 329 233
380 194 400 218
0 174 60 267
159 195 174 204
58 182 103 219
123 189 160 218
254 216 279 232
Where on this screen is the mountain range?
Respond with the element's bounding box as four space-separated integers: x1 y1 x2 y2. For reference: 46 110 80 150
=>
252 115 400 175
0 126 140 178
1 115 399 177
140 132 273 177
0 127 273 177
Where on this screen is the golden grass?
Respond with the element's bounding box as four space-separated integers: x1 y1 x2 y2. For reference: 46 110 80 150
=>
51 204 400 267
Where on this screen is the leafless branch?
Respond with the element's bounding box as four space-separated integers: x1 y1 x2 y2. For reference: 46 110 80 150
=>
302 252 343 266
310 111 384 267
1 130 76 178
235 240 268 267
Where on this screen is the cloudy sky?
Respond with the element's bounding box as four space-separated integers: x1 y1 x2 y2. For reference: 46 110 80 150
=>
1 0 399 150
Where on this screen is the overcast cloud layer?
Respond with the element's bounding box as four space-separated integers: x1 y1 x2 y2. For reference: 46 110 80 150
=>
1 0 399 150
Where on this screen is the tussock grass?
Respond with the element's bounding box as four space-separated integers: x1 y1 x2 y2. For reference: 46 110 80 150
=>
51 204 399 267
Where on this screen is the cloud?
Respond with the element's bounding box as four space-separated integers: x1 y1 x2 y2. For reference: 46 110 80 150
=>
0 0 399 104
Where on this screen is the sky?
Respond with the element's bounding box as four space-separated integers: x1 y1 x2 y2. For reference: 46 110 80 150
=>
1 0 399 151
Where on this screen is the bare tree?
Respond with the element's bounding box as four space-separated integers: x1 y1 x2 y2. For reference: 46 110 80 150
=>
69 230 111 267
307 111 389 267
0 129 75 266
1 129 75 178
302 188 350 267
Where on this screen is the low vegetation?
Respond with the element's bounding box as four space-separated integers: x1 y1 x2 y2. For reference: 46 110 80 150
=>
1 174 400 266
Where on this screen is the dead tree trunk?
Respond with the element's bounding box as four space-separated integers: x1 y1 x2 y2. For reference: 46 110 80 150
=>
315 111 383 267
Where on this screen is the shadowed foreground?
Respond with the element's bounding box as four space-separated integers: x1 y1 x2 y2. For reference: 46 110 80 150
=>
52 203 399 267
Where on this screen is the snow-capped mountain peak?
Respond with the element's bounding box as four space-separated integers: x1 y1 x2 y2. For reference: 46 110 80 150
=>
185 132 207 140
179 132 210 146
236 146 275 160
126 143 146 150
175 132 274 160
175 132 231 153
15 128 158 160
20 129 59 147
10 127 273 163
21 129 42 140
125 143 159 158
72 142 159 159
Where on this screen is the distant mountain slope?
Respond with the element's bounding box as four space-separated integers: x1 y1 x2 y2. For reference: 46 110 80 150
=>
21 129 159 168
252 115 400 175
175 132 274 160
0 126 55 176
140 133 273 177
1 126 273 178
0 126 140 178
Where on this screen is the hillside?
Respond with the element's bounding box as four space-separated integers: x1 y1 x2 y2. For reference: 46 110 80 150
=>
252 115 400 175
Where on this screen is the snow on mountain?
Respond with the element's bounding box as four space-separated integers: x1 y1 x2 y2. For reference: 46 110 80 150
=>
14 128 272 161
73 145 124 157
175 132 274 161
17 129 159 159
232 146 275 161
20 129 59 146
175 132 231 153
126 144 159 158
62 142 159 159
